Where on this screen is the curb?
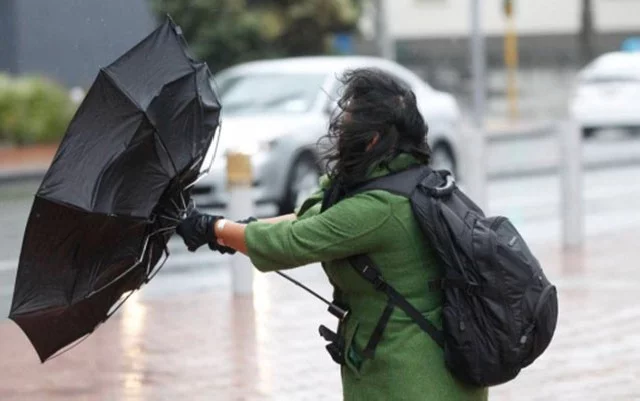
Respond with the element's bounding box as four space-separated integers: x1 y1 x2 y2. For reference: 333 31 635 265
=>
0 168 47 186
487 155 640 180
485 121 556 144
1 121 638 184
0 259 17 273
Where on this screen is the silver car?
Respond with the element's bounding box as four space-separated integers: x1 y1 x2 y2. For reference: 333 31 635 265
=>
193 56 461 214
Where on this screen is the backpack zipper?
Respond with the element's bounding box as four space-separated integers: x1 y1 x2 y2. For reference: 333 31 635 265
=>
534 284 555 320
519 284 556 348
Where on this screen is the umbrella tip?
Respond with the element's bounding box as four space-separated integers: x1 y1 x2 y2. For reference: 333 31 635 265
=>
165 14 182 36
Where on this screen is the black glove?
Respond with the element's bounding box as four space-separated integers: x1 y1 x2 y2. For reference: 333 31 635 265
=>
237 216 258 225
175 209 221 252
209 216 258 254
209 217 257 254
208 241 237 255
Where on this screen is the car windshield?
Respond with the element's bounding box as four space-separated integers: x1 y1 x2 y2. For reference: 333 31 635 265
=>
215 73 327 116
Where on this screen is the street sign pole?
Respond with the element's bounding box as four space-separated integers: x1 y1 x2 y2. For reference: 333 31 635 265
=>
503 0 519 120
374 0 395 60
466 0 488 210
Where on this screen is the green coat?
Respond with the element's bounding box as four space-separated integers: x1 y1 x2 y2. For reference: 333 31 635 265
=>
245 154 488 401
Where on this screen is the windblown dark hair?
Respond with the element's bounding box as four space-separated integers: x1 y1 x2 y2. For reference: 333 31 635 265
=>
320 68 431 187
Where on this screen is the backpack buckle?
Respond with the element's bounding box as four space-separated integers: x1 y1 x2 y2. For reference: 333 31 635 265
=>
319 325 346 365
428 279 446 291
464 283 482 296
373 277 387 291
361 265 387 291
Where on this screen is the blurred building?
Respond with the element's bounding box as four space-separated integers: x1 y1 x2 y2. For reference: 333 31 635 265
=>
0 0 156 88
362 0 640 119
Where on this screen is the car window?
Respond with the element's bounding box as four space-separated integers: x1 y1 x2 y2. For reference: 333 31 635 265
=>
214 73 327 116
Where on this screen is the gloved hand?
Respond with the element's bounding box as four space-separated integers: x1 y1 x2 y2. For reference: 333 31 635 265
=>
207 217 257 255
175 209 222 252
237 216 258 225
208 241 236 255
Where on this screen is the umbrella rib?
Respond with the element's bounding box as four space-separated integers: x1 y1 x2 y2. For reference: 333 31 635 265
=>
45 332 94 362
149 123 179 176
101 68 191 177
158 214 180 223
195 122 222 180
88 150 125 212
85 234 151 298
145 245 170 283
104 286 137 319
142 69 206 177
66 244 82 305
101 68 147 116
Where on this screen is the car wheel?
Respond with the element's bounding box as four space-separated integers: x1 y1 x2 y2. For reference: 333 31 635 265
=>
583 128 597 139
279 153 321 215
431 143 456 176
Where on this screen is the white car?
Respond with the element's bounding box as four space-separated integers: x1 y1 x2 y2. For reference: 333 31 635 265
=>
570 51 640 137
193 56 461 214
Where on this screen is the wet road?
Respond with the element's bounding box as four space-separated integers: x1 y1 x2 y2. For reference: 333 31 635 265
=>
1 132 640 399
1 227 639 400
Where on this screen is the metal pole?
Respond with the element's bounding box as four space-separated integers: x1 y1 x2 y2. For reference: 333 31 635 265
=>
227 152 254 295
560 120 584 248
375 0 395 60
504 9 519 120
465 0 488 210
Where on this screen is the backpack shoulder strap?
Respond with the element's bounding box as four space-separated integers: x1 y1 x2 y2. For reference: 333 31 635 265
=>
348 254 445 348
347 165 432 199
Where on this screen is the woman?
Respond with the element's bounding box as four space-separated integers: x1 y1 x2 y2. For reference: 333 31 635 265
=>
176 68 488 400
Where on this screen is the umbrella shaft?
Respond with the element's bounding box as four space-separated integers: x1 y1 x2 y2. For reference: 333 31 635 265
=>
274 271 332 307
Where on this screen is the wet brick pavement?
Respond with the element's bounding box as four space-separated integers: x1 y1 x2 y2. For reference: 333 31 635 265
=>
1 229 640 400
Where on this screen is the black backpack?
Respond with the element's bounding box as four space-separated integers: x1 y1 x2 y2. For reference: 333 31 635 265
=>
328 166 559 387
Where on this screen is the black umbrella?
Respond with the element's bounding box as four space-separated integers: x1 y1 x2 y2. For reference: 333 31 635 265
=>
8 16 221 362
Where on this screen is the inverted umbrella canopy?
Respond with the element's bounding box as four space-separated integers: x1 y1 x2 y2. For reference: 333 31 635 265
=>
9 17 221 362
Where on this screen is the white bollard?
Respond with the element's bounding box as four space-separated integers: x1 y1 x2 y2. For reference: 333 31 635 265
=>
560 120 584 248
226 152 254 295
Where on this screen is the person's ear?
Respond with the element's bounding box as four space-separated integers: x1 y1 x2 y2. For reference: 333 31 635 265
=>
366 133 380 152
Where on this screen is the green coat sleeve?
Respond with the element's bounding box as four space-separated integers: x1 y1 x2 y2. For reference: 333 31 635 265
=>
245 191 393 272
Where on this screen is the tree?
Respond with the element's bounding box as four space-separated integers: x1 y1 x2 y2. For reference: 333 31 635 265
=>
149 0 277 72
579 0 595 66
150 0 361 72
256 0 361 55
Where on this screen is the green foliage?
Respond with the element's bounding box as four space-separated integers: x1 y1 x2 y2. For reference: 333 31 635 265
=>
151 0 277 73
150 0 361 72
0 74 76 145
